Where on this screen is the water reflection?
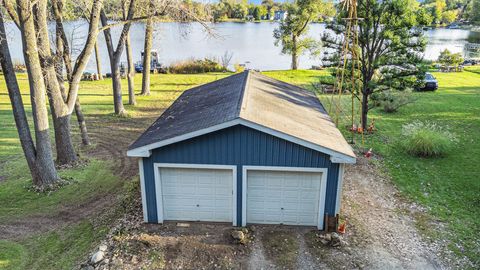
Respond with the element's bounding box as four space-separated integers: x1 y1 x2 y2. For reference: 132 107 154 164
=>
4 22 479 72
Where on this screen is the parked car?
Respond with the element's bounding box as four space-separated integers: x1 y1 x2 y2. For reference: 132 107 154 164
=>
463 59 479 66
418 72 438 91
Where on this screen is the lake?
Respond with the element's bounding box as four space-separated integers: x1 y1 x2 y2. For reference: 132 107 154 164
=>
4 21 480 72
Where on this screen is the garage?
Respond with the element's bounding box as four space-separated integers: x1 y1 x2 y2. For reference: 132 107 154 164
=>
243 167 327 227
128 71 356 229
154 164 237 225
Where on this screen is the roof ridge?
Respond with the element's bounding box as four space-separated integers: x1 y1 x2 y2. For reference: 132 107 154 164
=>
236 70 251 117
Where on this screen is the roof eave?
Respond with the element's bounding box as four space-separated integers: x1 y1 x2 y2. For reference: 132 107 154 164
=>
126 118 356 164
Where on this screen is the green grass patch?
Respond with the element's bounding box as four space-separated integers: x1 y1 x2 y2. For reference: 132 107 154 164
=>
0 159 119 222
263 69 333 90
0 241 27 270
0 221 107 270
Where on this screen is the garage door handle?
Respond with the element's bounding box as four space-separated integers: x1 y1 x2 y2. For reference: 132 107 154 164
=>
196 204 199 207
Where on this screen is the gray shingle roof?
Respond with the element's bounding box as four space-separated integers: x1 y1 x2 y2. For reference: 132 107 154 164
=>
128 71 355 161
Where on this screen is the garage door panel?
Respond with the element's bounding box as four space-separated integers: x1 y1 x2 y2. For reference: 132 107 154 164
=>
283 190 300 198
300 193 317 201
247 169 322 226
159 167 233 223
214 187 232 195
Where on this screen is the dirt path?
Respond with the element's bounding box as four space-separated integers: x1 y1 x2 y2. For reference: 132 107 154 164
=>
248 228 277 270
337 155 446 269
295 231 327 270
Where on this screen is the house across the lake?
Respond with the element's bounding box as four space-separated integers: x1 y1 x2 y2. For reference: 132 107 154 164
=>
127 71 356 230
274 10 288 21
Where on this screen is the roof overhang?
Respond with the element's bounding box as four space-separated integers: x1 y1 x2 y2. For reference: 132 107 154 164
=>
127 118 356 164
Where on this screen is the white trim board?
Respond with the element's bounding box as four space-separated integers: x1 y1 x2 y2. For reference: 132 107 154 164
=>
335 164 345 215
153 163 237 226
127 119 356 164
138 159 148 222
241 166 328 230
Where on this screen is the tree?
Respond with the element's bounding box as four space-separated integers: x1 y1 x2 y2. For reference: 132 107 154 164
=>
435 0 447 23
0 5 60 187
94 41 103 80
101 0 137 116
124 1 137 103
141 0 154 96
468 0 480 23
273 0 325 69
323 0 427 130
262 0 274 19
438 49 464 71
442 9 458 23
252 5 267 20
230 3 247 19
3 0 102 165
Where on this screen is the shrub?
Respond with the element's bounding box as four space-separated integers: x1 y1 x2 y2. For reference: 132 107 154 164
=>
234 63 245 73
400 121 457 157
168 58 226 74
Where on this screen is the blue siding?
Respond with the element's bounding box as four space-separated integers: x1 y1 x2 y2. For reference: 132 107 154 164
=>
142 124 340 227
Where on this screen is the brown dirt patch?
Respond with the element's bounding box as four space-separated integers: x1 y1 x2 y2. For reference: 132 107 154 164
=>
260 227 299 269
84 216 251 270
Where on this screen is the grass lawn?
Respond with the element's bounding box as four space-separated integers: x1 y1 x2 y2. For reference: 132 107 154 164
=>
0 69 478 268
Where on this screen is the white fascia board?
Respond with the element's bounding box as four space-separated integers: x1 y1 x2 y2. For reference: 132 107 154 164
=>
126 118 356 163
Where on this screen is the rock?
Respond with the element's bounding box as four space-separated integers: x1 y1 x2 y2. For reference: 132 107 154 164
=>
320 239 329 245
231 230 245 242
324 233 332 242
331 232 342 247
90 250 105 265
176 222 190 228
98 244 108 252
81 265 94 270
131 255 138 264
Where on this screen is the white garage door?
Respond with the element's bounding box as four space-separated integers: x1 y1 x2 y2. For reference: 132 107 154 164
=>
247 170 322 226
159 167 233 222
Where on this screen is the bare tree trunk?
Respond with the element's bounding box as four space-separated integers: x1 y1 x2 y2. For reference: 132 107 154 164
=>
111 60 126 115
361 90 368 131
0 11 54 186
101 0 136 116
34 0 77 165
125 31 136 105
15 1 60 186
74 98 90 145
94 41 103 80
291 34 298 70
55 46 91 146
141 16 153 96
